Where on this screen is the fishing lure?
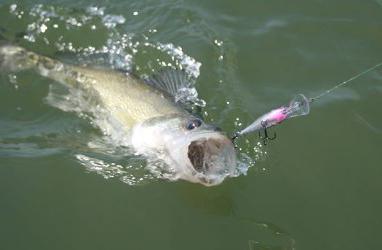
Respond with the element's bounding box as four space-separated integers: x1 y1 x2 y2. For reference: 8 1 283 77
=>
232 62 382 145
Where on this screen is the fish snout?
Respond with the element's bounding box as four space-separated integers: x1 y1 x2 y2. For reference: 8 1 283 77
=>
187 136 236 182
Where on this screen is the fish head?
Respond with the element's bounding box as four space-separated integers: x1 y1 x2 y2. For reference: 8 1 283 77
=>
131 114 237 186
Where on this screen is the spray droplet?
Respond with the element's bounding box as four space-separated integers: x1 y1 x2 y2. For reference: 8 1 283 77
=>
40 24 48 33
213 39 223 47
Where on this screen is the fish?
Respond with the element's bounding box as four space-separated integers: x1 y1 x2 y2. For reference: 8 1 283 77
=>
0 44 237 186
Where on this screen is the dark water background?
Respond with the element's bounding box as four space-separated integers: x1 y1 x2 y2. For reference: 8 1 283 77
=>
0 1 382 249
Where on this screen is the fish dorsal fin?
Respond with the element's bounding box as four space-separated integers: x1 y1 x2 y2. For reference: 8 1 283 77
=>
145 68 191 99
145 68 206 109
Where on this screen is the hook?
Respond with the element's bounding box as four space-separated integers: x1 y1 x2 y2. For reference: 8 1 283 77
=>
231 120 277 147
231 132 240 148
259 121 277 145
231 132 239 143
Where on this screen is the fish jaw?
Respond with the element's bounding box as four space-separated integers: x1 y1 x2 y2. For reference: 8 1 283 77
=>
170 132 237 186
187 136 236 184
129 115 237 186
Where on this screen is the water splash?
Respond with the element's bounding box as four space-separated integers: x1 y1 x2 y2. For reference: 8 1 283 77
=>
24 3 208 185
0 3 257 185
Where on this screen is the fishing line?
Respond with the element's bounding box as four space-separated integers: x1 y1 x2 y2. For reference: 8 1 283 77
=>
232 61 382 144
309 62 382 103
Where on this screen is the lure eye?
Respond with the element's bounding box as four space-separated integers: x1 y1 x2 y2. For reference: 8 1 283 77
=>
186 119 202 130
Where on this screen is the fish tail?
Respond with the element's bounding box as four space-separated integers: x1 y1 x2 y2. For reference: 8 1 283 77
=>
0 44 77 85
0 45 41 72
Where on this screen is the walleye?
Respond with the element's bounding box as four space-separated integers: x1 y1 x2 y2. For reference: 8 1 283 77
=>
0 45 236 186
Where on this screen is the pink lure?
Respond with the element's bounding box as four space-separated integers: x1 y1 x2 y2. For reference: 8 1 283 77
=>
236 94 310 137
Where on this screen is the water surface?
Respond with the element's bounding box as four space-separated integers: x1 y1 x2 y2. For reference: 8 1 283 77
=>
0 1 382 249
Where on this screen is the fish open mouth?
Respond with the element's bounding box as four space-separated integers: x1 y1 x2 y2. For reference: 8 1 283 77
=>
187 137 235 177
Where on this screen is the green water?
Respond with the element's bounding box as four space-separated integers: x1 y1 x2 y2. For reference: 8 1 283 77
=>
1 1 382 249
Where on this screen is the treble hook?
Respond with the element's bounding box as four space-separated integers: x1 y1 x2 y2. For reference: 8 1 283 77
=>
231 132 239 142
259 121 277 145
231 119 278 147
231 132 240 148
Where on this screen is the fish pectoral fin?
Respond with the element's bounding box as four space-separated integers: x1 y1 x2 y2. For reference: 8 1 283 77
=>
144 68 192 101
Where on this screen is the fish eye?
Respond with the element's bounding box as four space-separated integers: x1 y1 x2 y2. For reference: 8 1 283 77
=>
186 119 202 130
